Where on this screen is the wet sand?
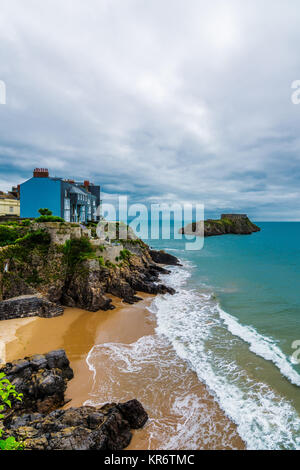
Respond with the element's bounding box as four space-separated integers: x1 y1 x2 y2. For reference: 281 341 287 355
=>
0 294 245 450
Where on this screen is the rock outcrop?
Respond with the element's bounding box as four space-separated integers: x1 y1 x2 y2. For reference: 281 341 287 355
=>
1 350 148 450
61 250 176 311
149 249 181 266
0 295 64 321
5 400 148 450
180 214 261 237
0 350 73 417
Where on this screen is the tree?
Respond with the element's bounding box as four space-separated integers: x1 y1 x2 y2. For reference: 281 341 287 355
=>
0 373 23 450
38 208 53 216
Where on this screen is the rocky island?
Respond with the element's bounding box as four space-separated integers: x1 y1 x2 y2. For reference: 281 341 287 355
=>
180 214 261 237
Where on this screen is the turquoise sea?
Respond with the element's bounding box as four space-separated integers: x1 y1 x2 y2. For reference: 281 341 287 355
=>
145 222 300 449
87 222 300 450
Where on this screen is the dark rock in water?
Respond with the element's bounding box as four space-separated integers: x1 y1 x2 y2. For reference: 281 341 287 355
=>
0 349 73 416
1 350 148 450
180 214 261 237
117 399 148 429
5 401 148 450
149 250 181 266
0 295 64 321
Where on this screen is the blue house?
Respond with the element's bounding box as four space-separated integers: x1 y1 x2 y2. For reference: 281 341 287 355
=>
20 168 100 222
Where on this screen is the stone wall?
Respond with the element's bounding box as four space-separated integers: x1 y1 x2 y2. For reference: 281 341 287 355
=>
0 295 64 321
32 222 91 244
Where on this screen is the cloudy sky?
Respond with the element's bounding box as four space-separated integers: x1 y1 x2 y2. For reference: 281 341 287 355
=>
0 0 300 220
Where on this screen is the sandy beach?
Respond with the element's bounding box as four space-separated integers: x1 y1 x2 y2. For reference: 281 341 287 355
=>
0 294 245 450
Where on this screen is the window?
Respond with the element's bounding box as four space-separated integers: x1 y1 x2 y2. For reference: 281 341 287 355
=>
9 206 14 213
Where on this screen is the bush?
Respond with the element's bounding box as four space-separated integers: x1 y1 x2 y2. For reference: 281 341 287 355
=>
63 238 94 267
38 208 53 216
20 220 31 227
0 226 21 247
0 373 23 451
15 230 51 249
105 260 116 268
36 215 65 223
120 249 132 261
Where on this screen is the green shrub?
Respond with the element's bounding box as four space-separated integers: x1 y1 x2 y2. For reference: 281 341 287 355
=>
98 256 105 267
63 238 94 267
20 220 31 227
119 249 132 261
15 230 51 249
91 227 98 239
38 208 53 216
0 373 23 451
36 215 65 223
105 260 116 268
0 226 20 247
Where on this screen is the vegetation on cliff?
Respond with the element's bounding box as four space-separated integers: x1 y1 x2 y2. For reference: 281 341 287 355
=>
36 208 64 223
0 212 176 311
0 374 23 450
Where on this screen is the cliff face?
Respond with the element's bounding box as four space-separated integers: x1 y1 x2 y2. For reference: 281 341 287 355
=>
180 214 261 237
0 222 176 316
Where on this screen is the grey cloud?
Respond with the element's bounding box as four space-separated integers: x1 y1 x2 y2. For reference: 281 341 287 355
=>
0 0 300 219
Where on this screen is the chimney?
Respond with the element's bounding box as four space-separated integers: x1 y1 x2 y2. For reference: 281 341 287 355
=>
33 168 49 178
84 180 90 190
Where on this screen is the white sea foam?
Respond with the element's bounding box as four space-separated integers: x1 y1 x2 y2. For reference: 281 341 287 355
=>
85 261 300 450
216 305 300 386
85 334 242 450
150 265 300 450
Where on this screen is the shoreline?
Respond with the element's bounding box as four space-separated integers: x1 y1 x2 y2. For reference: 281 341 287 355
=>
0 293 245 450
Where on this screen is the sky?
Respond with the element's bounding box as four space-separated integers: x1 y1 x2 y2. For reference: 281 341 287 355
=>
0 0 300 220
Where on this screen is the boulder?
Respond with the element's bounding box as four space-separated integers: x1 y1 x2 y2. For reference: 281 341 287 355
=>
149 250 181 266
0 349 73 417
6 400 148 450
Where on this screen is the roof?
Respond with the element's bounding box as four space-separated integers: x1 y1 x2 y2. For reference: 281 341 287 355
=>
0 193 17 200
69 186 88 196
65 182 96 199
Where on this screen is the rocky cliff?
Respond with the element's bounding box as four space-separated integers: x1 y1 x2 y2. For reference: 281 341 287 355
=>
0 221 177 317
180 214 261 237
1 350 148 450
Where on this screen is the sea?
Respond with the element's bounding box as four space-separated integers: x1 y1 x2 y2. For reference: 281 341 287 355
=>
85 222 300 450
